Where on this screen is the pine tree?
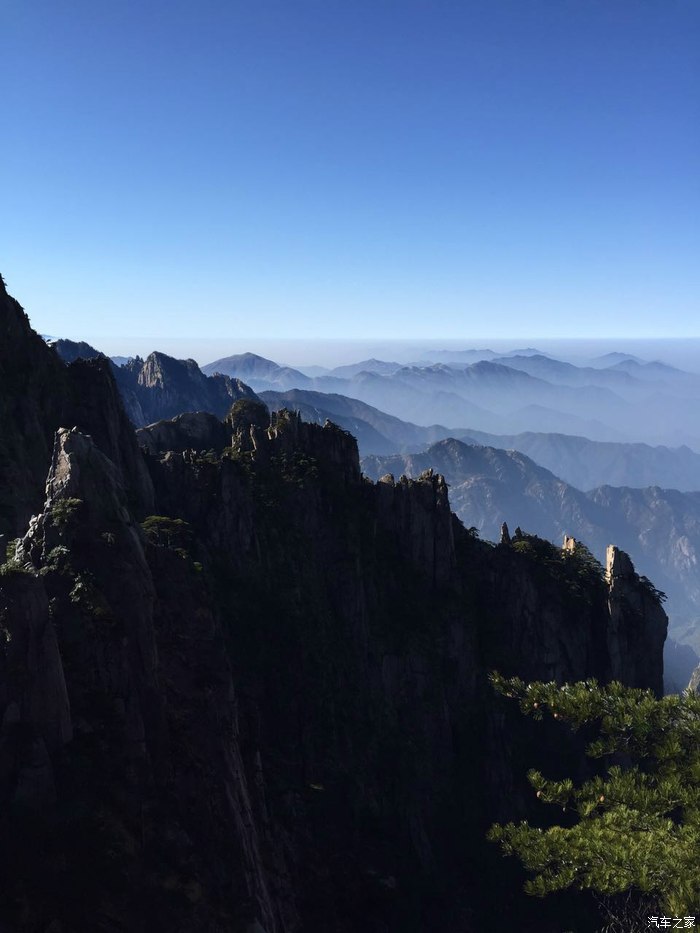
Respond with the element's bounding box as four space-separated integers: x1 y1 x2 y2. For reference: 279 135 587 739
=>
488 674 700 922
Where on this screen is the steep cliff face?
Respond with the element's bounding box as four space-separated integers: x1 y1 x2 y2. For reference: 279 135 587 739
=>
50 338 259 429
0 281 668 932
3 427 283 932
689 663 700 693
0 276 65 540
363 438 700 654
605 545 667 695
118 352 258 427
1 420 666 932
0 277 152 540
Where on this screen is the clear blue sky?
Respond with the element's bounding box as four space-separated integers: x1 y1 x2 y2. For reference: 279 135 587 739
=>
2 0 699 344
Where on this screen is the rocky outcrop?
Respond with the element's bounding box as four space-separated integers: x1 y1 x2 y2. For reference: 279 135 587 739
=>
362 438 700 656
604 546 668 695
689 663 700 693
65 358 154 515
4 427 287 932
48 338 105 364
118 352 258 427
0 277 152 539
373 468 456 587
0 279 669 932
0 276 66 540
136 411 231 455
50 338 260 430
16 427 163 777
250 409 361 485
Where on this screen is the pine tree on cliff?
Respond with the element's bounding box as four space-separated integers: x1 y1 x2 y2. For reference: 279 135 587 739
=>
488 674 700 926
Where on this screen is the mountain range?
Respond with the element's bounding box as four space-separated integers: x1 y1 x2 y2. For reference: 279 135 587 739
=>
260 387 700 491
56 342 700 478
48 338 700 663
201 350 700 448
1 274 668 932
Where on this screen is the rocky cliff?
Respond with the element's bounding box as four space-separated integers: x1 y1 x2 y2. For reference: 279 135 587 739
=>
0 277 152 541
119 352 258 427
363 437 700 656
0 281 668 932
50 338 258 428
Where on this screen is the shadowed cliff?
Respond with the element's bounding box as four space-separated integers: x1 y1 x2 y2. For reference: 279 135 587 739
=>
0 281 667 932
0 277 153 540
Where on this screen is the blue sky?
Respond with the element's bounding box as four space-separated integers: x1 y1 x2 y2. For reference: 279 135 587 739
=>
2 0 699 345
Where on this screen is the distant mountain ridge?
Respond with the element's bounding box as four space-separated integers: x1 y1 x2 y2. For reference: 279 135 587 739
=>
490 354 641 392
199 349 700 448
202 351 312 389
48 340 700 489
328 358 403 378
51 339 258 426
454 428 700 493
259 388 451 455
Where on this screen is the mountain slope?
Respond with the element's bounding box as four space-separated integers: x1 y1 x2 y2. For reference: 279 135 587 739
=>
363 438 700 650
363 440 605 544
202 351 312 389
120 352 258 425
259 388 452 454
51 339 258 427
455 429 700 492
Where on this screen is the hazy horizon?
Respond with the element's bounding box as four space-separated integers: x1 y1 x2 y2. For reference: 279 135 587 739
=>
44 334 700 373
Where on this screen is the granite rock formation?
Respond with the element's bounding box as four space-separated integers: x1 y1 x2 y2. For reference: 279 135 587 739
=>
50 338 258 428
119 352 258 427
0 279 668 932
136 411 231 455
689 664 700 693
0 277 152 541
362 438 700 655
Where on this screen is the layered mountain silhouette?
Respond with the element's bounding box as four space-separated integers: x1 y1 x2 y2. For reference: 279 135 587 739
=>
261 388 700 490
453 429 700 493
51 339 700 460
258 388 450 455
44 336 700 657
0 274 669 932
198 350 700 448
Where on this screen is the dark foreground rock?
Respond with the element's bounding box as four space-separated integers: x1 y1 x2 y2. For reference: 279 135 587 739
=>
0 280 668 932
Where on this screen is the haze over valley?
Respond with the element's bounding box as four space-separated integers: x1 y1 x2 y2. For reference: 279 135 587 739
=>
44 333 700 682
